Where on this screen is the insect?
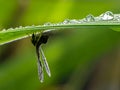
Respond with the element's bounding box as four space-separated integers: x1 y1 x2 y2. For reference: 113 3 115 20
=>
31 33 51 83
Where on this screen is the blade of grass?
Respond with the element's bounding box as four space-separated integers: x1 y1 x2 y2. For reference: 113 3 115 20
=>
0 12 120 45
0 23 120 45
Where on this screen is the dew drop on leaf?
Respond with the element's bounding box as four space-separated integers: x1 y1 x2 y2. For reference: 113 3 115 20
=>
15 27 19 29
69 19 80 24
44 22 52 26
114 15 120 21
100 11 114 20
85 14 95 22
24 26 31 28
62 19 81 24
62 19 71 24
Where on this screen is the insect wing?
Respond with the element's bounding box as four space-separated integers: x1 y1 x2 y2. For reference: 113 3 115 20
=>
36 47 44 83
37 59 44 83
40 47 51 77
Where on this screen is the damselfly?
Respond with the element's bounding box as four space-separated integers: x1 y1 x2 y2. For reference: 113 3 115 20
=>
31 33 51 83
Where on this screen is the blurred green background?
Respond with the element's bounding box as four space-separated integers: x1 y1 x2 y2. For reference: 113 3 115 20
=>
0 0 120 90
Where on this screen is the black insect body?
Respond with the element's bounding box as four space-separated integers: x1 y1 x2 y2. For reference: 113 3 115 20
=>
31 33 51 83
32 34 49 47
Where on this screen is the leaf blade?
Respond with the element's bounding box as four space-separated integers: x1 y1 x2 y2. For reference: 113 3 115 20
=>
1 14 120 45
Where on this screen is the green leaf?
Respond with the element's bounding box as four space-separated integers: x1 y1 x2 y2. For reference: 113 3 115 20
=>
0 11 120 45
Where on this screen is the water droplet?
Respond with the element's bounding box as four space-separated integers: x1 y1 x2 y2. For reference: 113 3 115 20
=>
44 22 52 26
85 14 95 22
100 11 114 20
62 19 71 24
55 23 61 25
69 19 80 24
36 25 41 27
62 19 81 24
78 19 85 23
114 15 120 21
94 16 101 21
25 26 31 28
15 27 19 29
